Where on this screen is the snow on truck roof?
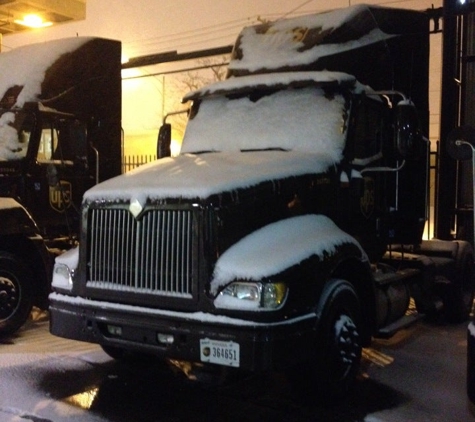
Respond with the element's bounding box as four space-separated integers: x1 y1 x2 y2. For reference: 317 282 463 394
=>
228 4 417 75
183 71 357 102
0 37 92 108
0 37 92 161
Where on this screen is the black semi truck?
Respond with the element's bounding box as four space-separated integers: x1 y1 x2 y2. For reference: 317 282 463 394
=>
49 5 474 398
0 37 122 336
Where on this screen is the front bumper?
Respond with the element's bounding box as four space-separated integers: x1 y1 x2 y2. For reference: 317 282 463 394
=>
49 293 317 371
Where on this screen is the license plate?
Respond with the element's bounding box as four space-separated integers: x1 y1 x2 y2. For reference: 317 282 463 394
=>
200 338 240 367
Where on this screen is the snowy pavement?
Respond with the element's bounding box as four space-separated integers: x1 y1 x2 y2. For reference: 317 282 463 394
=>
0 310 473 422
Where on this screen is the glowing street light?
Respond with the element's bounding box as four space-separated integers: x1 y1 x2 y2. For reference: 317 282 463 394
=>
14 14 53 28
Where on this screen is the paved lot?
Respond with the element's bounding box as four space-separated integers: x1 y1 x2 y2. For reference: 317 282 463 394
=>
0 309 474 421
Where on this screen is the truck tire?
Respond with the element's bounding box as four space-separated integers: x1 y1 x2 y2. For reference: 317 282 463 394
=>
468 322 475 405
0 253 33 337
315 279 362 399
444 241 475 323
288 279 362 400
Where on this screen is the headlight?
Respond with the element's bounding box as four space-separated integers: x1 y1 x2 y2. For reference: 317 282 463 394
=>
214 281 287 311
52 263 74 290
51 246 78 291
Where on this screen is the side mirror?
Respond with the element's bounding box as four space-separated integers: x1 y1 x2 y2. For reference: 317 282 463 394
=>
393 102 421 160
69 121 88 159
157 123 171 158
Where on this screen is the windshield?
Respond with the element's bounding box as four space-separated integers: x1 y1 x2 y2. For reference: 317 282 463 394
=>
180 86 348 155
0 110 33 161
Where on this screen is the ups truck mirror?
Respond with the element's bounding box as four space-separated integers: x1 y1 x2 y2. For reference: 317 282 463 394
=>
69 121 88 159
157 123 172 158
446 125 475 250
393 102 421 160
447 125 475 161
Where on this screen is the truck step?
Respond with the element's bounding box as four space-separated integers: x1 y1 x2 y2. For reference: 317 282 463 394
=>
373 267 420 286
375 313 425 339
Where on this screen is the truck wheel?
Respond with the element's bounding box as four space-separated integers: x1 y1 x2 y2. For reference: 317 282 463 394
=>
316 279 362 398
468 322 475 404
0 253 33 337
444 242 475 323
310 279 362 400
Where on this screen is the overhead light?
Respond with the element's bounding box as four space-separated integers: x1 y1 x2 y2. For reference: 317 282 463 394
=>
14 14 53 28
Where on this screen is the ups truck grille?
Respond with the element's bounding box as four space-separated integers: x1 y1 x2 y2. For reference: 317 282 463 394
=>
87 208 194 298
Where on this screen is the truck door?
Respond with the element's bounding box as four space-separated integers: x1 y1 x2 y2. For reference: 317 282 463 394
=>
25 113 90 241
347 95 389 261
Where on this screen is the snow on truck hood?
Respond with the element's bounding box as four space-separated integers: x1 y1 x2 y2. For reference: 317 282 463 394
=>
84 150 343 205
211 214 366 293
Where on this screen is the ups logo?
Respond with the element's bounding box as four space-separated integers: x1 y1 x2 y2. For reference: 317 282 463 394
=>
49 181 72 212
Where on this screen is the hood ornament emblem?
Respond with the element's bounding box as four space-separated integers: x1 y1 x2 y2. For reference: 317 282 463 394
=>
129 198 143 218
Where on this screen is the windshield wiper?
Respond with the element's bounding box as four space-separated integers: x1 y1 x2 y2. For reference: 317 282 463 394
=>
240 147 288 152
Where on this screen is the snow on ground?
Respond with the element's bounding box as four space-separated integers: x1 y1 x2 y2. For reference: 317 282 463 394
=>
1 318 471 421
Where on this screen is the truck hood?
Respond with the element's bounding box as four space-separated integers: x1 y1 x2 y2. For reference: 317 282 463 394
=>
84 150 343 205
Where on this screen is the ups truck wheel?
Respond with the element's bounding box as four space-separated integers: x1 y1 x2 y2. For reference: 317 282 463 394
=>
289 279 362 401
315 279 362 399
468 322 475 405
444 242 475 323
0 253 33 337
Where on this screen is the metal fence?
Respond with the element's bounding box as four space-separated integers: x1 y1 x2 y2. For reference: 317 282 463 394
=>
122 154 157 173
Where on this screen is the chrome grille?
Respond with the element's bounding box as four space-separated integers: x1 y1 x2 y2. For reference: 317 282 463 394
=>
87 208 194 298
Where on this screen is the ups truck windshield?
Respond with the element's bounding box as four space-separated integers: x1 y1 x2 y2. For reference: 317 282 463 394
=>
180 84 349 156
0 109 82 163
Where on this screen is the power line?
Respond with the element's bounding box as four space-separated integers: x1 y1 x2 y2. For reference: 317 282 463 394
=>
124 17 253 46
278 0 319 20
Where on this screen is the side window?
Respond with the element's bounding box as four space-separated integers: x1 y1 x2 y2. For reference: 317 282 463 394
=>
37 118 78 162
37 123 59 161
352 98 385 165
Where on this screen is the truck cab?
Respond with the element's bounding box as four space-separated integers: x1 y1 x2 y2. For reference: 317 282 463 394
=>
0 37 122 337
49 5 474 399
0 104 90 240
